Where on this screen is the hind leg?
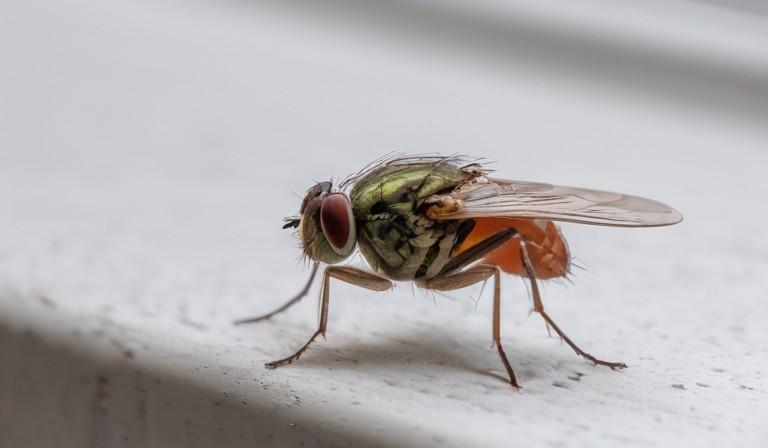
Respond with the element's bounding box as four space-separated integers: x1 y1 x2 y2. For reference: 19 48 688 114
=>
420 264 520 389
519 241 627 369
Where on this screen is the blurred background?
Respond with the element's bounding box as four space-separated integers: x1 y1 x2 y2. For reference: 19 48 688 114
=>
1 0 767 447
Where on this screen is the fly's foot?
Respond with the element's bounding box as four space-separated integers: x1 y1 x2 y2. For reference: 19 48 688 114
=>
495 341 522 390
580 352 627 370
264 359 293 370
265 354 302 369
264 330 323 369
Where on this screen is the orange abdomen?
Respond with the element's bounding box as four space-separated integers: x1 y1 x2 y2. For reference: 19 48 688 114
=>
455 218 570 279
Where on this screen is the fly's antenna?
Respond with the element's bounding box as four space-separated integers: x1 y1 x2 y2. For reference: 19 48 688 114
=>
282 216 301 229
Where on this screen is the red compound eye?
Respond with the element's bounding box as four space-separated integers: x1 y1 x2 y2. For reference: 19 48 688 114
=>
320 193 356 255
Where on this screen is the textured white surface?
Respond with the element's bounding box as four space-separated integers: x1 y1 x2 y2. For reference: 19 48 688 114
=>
1 0 767 447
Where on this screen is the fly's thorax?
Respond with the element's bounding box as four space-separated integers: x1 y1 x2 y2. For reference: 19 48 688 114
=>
357 218 470 281
297 185 357 264
348 162 477 281
349 162 472 221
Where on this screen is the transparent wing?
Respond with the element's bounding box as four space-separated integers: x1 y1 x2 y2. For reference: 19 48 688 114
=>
431 177 683 227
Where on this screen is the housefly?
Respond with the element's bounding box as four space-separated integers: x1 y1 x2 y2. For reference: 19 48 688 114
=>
236 154 682 388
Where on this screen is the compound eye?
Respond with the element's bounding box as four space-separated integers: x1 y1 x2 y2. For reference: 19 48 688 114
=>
320 193 356 256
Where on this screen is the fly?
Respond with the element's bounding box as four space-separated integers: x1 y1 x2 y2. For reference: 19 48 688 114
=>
236 154 683 389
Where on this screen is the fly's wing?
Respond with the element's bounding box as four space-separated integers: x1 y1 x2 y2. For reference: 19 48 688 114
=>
428 177 683 227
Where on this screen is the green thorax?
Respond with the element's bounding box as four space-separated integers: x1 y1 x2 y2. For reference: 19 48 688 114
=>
349 162 473 281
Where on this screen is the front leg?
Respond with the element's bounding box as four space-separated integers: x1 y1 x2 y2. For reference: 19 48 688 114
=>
266 266 392 369
234 262 320 325
419 264 521 389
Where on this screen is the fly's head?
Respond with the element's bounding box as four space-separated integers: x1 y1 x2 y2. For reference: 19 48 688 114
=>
284 181 357 264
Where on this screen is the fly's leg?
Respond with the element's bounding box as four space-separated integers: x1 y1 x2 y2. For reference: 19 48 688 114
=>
234 262 320 325
439 229 517 275
519 241 627 369
419 264 520 389
266 266 392 369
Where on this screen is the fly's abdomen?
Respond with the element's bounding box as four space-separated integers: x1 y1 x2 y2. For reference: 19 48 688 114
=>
454 217 570 279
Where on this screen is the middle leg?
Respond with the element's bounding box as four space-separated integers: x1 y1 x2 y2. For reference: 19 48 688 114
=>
419 264 521 389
